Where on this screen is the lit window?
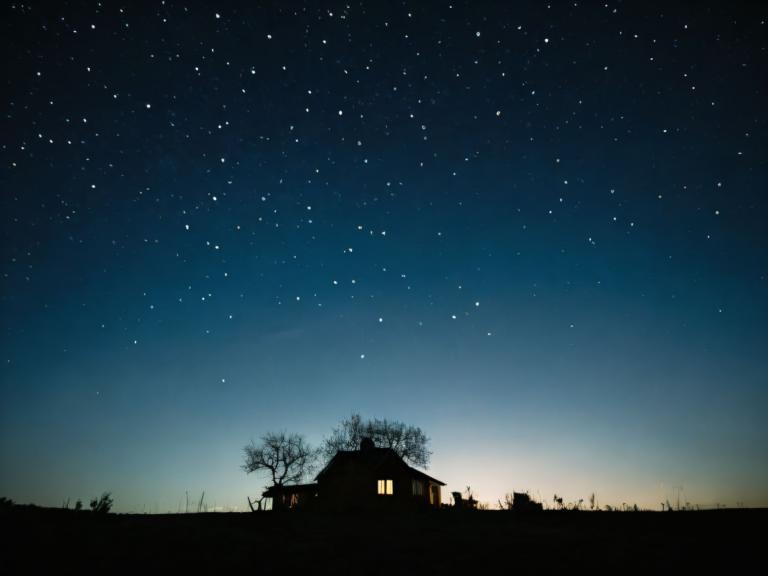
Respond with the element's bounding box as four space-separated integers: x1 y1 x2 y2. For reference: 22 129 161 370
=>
377 479 393 495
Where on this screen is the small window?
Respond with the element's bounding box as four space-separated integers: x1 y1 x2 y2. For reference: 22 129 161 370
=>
412 479 424 496
377 479 393 495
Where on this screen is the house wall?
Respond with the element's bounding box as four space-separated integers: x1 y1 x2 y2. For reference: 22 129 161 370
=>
318 460 436 510
264 484 319 511
428 483 441 507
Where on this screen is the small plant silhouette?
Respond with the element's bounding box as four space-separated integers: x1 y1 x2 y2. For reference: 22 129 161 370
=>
90 492 113 514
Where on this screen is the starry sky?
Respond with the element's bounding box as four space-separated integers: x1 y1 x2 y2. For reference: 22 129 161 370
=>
2 1 767 513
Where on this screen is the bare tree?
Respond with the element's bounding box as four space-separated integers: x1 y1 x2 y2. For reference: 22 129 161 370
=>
323 413 366 455
322 413 431 469
242 431 319 487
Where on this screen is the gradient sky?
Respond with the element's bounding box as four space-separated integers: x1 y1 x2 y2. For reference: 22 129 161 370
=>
2 1 767 513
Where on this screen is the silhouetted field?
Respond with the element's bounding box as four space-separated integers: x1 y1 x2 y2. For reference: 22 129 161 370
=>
1 506 763 574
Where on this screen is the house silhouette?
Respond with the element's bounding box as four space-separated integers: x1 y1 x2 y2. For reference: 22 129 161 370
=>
263 437 445 511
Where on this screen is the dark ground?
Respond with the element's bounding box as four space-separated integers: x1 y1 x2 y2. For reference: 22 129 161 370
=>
1 506 763 574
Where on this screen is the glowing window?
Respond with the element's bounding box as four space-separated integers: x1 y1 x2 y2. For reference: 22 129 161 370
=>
377 479 393 495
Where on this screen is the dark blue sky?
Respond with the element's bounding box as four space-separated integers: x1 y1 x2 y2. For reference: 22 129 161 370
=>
2 1 767 512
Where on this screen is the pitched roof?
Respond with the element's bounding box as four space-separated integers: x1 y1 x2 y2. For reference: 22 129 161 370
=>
262 483 318 497
315 447 445 486
406 466 446 486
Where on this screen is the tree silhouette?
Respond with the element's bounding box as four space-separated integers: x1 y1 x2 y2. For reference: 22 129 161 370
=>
322 413 431 468
242 431 319 487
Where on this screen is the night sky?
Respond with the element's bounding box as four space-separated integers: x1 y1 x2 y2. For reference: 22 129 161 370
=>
2 1 767 513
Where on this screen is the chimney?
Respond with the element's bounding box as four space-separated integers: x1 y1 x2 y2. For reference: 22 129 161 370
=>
360 437 375 451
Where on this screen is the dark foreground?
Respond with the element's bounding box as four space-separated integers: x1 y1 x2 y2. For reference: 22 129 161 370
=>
2 506 763 574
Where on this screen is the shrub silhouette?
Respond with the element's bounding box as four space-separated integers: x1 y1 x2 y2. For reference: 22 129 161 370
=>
90 492 113 514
